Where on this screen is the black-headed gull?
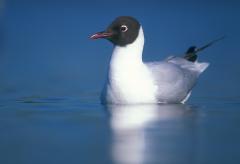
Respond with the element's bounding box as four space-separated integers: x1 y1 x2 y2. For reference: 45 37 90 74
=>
90 16 223 104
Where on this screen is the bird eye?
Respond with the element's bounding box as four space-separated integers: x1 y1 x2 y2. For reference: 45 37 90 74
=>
120 25 128 32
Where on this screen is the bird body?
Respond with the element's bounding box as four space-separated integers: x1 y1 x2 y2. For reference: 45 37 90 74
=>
90 16 217 104
101 27 158 104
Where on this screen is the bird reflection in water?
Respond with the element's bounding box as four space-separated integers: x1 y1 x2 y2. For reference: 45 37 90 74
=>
106 104 196 164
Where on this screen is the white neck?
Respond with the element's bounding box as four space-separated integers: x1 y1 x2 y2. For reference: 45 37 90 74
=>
110 27 145 70
104 27 157 104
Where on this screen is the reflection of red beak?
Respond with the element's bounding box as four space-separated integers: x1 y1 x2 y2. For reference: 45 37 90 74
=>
89 31 113 39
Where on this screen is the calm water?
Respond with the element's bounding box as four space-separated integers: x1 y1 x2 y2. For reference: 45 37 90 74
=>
1 1 240 164
0 94 240 164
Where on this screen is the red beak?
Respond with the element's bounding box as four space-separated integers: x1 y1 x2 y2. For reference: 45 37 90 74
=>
89 32 113 40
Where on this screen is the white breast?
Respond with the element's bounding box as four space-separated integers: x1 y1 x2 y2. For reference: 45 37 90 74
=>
101 27 209 104
102 27 157 104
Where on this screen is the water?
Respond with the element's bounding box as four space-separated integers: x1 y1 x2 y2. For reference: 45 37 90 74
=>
1 1 240 164
0 95 240 164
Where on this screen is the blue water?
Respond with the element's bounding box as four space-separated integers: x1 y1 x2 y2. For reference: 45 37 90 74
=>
1 1 240 164
1 95 240 164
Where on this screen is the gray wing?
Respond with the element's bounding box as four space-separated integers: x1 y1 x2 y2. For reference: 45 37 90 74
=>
146 57 209 103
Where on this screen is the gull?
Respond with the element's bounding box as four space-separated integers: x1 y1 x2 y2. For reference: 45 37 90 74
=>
90 16 223 104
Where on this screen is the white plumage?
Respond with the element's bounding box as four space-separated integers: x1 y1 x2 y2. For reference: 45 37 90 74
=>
101 27 209 104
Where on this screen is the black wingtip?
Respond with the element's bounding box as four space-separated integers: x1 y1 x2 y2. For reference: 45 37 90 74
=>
186 46 197 54
184 36 225 62
184 46 198 62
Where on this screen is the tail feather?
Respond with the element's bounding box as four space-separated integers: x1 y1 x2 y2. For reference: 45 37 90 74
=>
184 36 225 62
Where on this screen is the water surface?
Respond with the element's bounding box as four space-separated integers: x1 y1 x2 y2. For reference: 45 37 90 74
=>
0 94 240 164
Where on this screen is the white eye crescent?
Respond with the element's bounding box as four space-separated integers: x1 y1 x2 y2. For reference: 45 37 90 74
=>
120 25 128 32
